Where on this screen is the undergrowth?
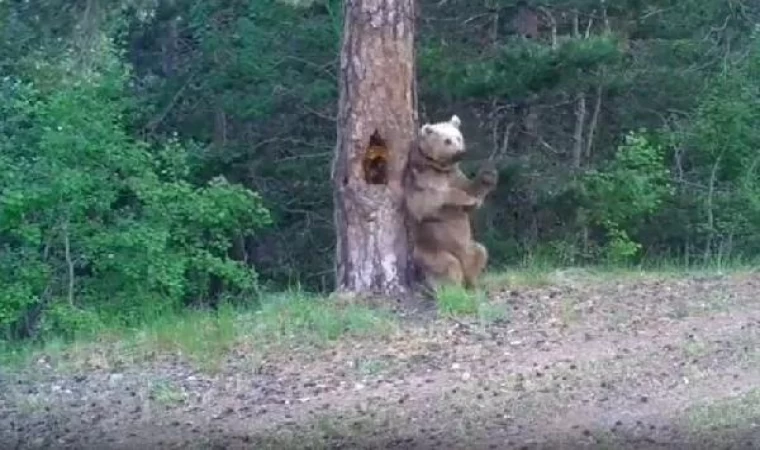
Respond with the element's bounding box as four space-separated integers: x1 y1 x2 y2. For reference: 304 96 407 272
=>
0 290 399 373
1 262 756 373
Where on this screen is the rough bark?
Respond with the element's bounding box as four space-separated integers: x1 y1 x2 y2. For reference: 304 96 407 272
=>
331 0 418 296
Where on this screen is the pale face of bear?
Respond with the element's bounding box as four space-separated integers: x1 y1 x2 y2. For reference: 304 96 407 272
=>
418 115 465 166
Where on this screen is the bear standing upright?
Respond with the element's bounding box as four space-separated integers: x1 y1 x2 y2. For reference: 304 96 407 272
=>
405 114 498 291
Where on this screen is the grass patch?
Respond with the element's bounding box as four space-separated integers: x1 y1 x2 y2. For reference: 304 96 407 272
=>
250 291 398 342
435 283 480 316
14 394 51 414
683 388 760 435
481 266 653 291
351 355 391 376
0 290 398 374
3 261 756 373
482 259 759 294
434 283 508 323
135 305 240 371
476 300 509 324
481 269 553 289
249 410 404 449
148 378 188 406
682 339 713 360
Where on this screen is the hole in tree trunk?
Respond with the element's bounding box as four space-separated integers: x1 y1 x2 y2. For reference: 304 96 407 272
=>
363 130 389 185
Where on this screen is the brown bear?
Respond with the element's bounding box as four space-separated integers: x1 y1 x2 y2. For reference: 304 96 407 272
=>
405 114 498 291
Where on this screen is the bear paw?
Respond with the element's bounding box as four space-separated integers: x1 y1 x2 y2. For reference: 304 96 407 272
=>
477 163 499 187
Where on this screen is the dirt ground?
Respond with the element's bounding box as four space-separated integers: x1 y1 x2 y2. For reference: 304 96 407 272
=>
2 270 760 449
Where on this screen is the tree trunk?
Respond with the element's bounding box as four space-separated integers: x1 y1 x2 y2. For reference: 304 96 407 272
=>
331 0 418 296
571 8 586 170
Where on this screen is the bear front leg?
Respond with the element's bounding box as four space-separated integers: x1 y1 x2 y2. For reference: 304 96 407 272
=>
468 163 499 200
475 163 498 193
442 187 482 210
452 164 499 211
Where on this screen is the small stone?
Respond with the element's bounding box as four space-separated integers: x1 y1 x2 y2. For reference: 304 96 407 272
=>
109 373 124 384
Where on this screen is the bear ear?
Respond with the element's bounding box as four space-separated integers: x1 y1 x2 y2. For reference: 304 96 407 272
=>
421 124 433 135
450 115 461 129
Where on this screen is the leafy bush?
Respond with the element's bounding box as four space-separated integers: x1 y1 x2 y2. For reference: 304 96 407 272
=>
0 39 271 340
579 131 674 263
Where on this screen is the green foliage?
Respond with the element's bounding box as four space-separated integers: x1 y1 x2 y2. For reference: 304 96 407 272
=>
664 37 760 259
2 0 760 343
579 131 674 262
122 0 342 287
0 39 271 339
583 131 673 226
419 35 622 101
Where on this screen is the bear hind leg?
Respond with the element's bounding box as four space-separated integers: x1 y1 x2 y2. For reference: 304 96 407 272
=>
414 247 465 290
462 242 488 290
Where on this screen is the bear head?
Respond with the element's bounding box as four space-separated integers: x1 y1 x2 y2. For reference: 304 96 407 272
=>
417 115 465 170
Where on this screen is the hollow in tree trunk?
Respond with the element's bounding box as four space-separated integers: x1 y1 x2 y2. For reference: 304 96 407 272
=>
331 0 418 296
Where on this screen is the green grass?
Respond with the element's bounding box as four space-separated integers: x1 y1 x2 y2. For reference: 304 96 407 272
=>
483 257 758 291
2 261 757 374
148 378 188 406
251 291 397 342
433 283 509 323
435 283 481 316
0 290 399 374
682 388 760 435
481 269 553 289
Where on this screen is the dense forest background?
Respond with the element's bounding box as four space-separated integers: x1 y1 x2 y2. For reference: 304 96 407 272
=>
1 0 759 340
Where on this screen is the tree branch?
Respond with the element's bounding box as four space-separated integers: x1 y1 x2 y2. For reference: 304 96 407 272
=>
585 83 603 160
63 219 74 307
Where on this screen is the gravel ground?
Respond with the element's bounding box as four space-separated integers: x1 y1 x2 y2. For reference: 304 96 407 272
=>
2 270 760 449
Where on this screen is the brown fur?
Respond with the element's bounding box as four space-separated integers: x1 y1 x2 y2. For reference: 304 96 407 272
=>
405 115 498 291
